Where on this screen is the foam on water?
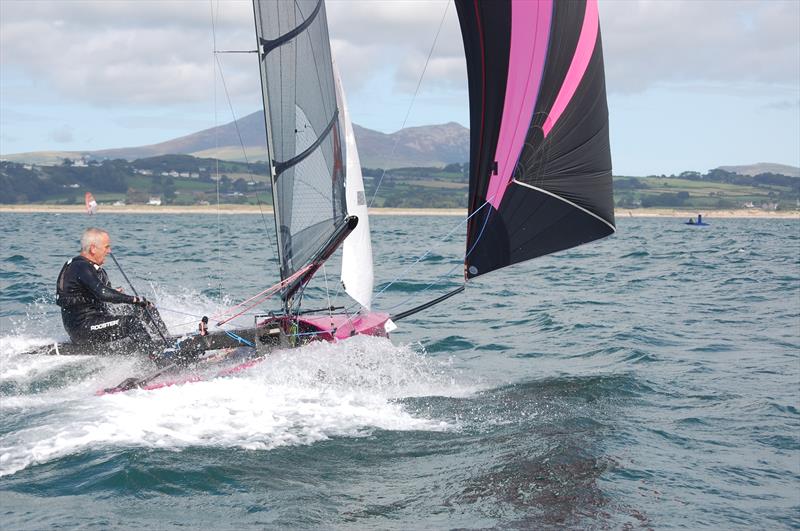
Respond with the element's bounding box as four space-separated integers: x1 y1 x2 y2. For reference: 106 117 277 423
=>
1 324 478 478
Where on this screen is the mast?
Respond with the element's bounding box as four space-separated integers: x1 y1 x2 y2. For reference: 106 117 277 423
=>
252 0 284 292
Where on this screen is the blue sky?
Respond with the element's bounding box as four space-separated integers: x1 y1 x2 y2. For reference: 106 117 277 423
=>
1 0 798 177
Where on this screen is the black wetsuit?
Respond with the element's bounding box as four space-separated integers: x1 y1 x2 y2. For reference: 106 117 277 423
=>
56 256 164 352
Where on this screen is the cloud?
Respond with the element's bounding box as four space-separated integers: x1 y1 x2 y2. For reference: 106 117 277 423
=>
599 0 800 93
1 0 798 110
0 0 255 108
329 0 800 97
327 0 465 94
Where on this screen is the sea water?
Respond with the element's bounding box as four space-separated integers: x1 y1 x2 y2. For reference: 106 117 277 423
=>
0 212 798 529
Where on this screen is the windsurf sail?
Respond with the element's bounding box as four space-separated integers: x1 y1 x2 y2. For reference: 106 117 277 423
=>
334 60 374 310
85 192 97 215
455 0 615 279
253 0 347 303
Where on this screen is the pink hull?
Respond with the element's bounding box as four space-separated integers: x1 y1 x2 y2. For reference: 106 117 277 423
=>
98 312 392 395
295 312 391 341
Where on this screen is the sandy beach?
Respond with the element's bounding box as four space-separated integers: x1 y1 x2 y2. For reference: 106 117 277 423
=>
0 204 797 219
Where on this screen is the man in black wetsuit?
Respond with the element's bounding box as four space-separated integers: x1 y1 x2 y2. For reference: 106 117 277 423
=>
56 227 166 356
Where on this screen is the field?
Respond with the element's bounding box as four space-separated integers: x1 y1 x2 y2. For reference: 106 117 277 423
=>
2 155 797 211
614 175 796 211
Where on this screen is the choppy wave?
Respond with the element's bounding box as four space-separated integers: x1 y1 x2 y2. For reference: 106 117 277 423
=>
0 214 798 529
1 331 479 478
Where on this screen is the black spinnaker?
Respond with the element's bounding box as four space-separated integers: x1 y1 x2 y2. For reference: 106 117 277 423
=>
456 0 615 280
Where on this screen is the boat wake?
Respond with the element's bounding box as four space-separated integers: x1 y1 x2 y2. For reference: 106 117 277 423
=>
0 323 477 477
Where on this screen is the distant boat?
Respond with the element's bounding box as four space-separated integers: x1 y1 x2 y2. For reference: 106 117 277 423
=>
685 214 709 226
84 192 97 215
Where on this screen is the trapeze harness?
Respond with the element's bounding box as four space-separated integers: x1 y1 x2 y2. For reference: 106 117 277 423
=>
55 256 158 349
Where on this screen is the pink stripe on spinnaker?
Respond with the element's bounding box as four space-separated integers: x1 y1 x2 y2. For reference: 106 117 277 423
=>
542 0 598 137
486 0 552 209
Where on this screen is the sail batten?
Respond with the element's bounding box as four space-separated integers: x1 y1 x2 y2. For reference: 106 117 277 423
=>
259 0 323 54
456 0 615 280
274 109 339 176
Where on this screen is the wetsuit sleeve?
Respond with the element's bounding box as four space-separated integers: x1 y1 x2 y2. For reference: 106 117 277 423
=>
75 261 137 304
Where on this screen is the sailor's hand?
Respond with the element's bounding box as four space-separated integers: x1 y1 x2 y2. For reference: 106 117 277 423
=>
133 296 152 307
116 287 125 293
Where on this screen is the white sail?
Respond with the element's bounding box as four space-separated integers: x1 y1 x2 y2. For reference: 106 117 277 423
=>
333 60 374 310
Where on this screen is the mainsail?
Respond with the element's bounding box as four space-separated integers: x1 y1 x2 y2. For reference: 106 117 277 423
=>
253 0 347 291
455 0 615 279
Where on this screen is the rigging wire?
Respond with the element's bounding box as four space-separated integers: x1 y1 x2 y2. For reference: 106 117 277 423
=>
214 264 313 326
210 0 223 301
372 197 493 302
340 1 463 320
375 204 494 314
322 193 495 331
328 198 493 336
208 0 278 317
213 53 274 244
380 259 464 314
367 1 450 208
322 263 331 313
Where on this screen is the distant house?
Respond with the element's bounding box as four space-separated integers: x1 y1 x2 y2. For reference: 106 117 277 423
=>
125 188 150 205
126 188 149 204
147 197 162 206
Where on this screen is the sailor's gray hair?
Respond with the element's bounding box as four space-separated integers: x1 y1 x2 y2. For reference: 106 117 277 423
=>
80 228 109 252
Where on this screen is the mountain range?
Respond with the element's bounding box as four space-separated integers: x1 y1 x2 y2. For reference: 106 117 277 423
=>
4 113 798 179
717 163 799 178
4 111 471 169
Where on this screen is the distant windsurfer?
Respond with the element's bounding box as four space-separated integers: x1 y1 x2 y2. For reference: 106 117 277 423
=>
56 228 167 357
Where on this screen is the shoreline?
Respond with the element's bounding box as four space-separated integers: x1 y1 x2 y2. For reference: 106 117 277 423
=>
0 204 797 219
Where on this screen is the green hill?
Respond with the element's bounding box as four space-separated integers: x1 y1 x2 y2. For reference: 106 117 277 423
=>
1 156 798 211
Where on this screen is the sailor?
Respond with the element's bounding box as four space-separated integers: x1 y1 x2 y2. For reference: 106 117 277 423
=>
56 227 166 356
